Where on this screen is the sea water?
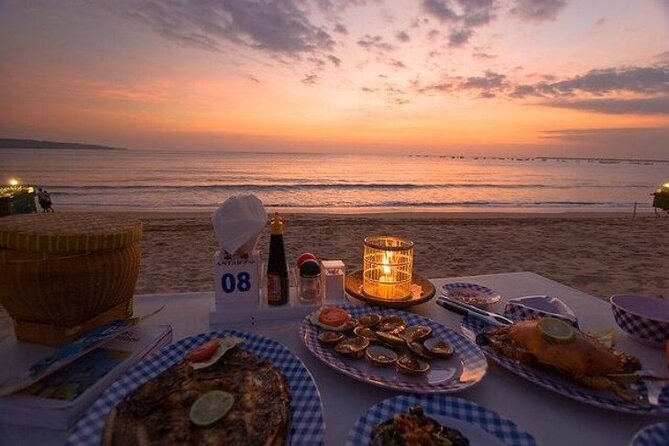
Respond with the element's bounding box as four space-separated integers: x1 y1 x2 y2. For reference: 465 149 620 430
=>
1 149 666 213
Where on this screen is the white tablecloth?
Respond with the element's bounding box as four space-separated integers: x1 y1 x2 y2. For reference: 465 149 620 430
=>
1 272 666 445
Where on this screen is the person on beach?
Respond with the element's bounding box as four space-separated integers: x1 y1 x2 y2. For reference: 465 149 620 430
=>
37 188 54 212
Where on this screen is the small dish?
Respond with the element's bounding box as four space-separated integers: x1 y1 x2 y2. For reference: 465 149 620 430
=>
346 394 537 446
441 282 501 307
611 295 669 348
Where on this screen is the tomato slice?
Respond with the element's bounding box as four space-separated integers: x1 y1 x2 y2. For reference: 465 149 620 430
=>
187 339 221 363
318 307 349 327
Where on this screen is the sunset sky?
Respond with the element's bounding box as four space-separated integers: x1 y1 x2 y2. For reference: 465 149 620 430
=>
1 0 668 157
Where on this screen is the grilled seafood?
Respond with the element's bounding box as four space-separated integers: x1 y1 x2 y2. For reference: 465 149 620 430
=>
478 318 642 400
103 347 291 446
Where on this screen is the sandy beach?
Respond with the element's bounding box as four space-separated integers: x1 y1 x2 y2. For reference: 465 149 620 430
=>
1 211 667 340
133 211 668 299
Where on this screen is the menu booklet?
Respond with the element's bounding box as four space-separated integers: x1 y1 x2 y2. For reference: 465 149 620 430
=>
0 324 172 429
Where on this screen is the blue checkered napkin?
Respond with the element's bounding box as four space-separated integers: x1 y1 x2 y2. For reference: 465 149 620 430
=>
612 305 668 345
345 394 537 446
299 304 487 393
461 316 669 415
631 422 669 446
66 330 325 446
441 282 501 306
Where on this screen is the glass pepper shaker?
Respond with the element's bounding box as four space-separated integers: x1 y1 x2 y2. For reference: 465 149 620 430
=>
299 259 322 304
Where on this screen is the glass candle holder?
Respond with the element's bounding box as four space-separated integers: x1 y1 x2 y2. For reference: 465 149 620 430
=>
362 235 413 300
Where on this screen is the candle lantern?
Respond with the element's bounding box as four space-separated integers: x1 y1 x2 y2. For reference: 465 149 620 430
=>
362 235 413 300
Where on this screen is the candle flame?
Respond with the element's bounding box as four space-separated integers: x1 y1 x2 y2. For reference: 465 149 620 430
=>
382 252 392 276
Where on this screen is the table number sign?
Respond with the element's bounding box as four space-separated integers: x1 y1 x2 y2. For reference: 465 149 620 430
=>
213 250 260 303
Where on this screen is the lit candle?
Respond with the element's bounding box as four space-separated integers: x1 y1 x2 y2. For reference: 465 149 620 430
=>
376 252 396 299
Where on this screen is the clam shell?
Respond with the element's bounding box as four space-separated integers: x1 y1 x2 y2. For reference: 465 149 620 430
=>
407 341 432 360
375 331 406 348
424 338 455 358
353 326 378 341
396 355 430 375
358 313 382 327
334 337 370 357
399 325 433 342
342 318 359 332
365 345 398 366
379 315 406 334
318 331 345 345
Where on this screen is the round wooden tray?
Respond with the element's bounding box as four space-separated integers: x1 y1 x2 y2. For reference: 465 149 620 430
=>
344 270 436 308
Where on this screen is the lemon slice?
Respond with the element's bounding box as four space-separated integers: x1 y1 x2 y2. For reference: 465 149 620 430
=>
189 391 234 427
537 317 575 344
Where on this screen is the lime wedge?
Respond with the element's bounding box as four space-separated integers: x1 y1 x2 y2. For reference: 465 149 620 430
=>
537 317 575 344
189 391 234 427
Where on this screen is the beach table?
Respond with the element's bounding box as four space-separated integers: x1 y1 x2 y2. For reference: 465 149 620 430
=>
0 271 666 446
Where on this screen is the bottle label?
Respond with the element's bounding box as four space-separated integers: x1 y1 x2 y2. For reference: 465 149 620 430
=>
267 274 282 303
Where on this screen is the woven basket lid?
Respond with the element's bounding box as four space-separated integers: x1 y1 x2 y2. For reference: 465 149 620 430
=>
0 213 142 254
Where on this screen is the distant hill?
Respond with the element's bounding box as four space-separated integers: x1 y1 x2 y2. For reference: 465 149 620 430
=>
0 138 126 151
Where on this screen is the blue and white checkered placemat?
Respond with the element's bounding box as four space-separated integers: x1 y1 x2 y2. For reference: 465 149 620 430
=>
66 330 325 445
630 422 669 446
299 304 487 393
441 282 501 306
345 394 537 446
461 316 669 415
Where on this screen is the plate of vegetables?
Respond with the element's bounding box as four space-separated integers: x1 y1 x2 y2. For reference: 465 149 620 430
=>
346 394 537 446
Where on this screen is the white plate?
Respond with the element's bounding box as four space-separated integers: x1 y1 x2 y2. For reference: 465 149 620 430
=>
346 394 537 446
442 282 501 307
462 316 669 415
299 305 487 393
67 330 325 445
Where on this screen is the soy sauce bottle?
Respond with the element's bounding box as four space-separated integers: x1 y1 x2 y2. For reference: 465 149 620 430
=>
267 212 289 305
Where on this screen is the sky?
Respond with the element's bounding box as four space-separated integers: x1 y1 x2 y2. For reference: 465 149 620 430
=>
0 0 668 157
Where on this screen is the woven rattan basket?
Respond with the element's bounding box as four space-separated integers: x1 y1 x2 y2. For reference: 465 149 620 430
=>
0 213 142 345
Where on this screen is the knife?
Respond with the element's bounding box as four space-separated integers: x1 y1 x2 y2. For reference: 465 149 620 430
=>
436 296 513 327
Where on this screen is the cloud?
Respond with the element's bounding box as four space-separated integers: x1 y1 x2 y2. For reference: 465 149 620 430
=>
395 30 410 42
422 1 496 26
327 54 342 67
513 64 669 97
127 0 334 56
422 0 495 48
542 96 669 115
541 127 669 153
448 28 473 47
333 23 348 34
417 82 452 93
472 51 496 59
388 58 407 68
510 0 569 22
357 34 395 52
461 70 507 89
302 73 319 84
422 0 459 22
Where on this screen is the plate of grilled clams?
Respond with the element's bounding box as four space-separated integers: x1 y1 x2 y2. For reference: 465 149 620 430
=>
299 305 487 393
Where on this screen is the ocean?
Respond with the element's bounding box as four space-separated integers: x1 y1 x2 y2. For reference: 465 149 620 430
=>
2 149 667 213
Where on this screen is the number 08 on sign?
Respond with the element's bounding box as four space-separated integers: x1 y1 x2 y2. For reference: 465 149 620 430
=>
213 250 260 303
